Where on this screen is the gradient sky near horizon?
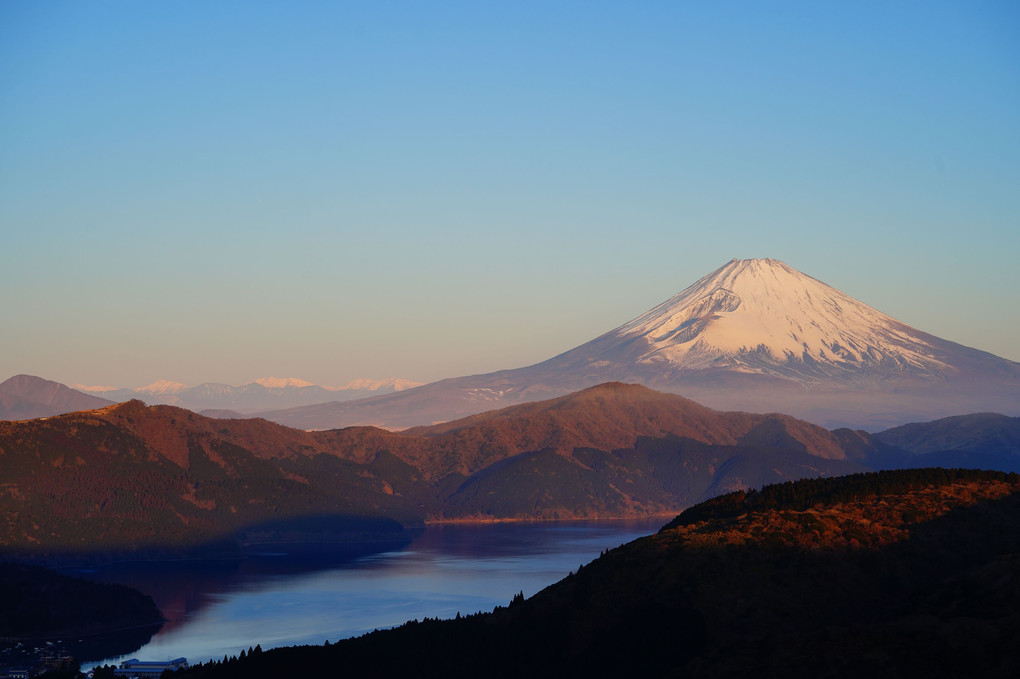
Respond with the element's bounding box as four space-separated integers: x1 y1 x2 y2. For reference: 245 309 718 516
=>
2 1 1018 389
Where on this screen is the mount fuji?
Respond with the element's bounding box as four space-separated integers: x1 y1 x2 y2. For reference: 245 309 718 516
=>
594 257 952 382
259 259 1020 430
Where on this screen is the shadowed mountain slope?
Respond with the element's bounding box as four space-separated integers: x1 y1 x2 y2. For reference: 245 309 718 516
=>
873 413 1020 472
876 412 1020 456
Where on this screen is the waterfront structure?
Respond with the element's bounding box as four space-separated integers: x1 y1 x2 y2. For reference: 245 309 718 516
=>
114 657 188 677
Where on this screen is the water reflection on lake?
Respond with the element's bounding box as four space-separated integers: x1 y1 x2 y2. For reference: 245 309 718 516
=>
78 518 666 668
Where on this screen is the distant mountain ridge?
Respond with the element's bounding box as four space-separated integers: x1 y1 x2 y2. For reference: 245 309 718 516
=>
255 258 1020 430
0 374 114 421
3 382 1017 560
876 413 1020 455
873 413 1020 472
71 376 423 413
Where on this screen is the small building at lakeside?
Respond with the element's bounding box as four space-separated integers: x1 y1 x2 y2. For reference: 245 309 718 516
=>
114 657 188 677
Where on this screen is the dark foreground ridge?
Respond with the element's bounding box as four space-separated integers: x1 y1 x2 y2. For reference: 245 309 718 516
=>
172 468 1020 679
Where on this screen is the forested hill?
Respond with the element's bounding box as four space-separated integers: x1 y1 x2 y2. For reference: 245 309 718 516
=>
0 562 164 669
0 384 873 557
176 468 1020 679
3 384 1016 559
0 562 162 639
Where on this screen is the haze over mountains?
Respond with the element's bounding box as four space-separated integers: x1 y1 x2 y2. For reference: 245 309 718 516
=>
0 374 422 422
70 376 423 414
3 259 1017 433
254 258 1020 431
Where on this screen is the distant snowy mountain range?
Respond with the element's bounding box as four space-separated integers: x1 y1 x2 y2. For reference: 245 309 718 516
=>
69 376 423 413
254 258 1020 430
4 258 1018 430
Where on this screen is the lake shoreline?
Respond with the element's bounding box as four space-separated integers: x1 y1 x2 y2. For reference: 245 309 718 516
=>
75 519 668 668
5 515 676 568
424 512 678 525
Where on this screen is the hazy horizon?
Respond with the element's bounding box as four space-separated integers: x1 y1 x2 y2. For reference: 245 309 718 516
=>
2 2 1018 389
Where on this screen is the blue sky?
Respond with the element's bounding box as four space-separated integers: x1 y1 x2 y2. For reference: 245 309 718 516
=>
2 1 1018 388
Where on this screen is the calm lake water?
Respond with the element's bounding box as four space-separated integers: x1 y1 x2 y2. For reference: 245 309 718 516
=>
75 518 666 668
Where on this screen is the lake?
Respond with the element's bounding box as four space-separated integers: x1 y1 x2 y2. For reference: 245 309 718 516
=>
75 518 666 668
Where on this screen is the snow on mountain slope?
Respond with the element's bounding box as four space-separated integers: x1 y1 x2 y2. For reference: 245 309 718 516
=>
71 383 119 393
254 377 316 389
333 377 423 392
255 258 1020 431
593 258 950 382
137 380 188 395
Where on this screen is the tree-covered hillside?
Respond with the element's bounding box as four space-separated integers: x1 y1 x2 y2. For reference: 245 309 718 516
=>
2 384 1016 561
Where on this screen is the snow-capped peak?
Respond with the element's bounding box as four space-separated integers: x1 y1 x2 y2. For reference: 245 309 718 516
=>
71 383 118 393
330 377 424 392
252 377 316 389
608 258 949 380
136 380 188 394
